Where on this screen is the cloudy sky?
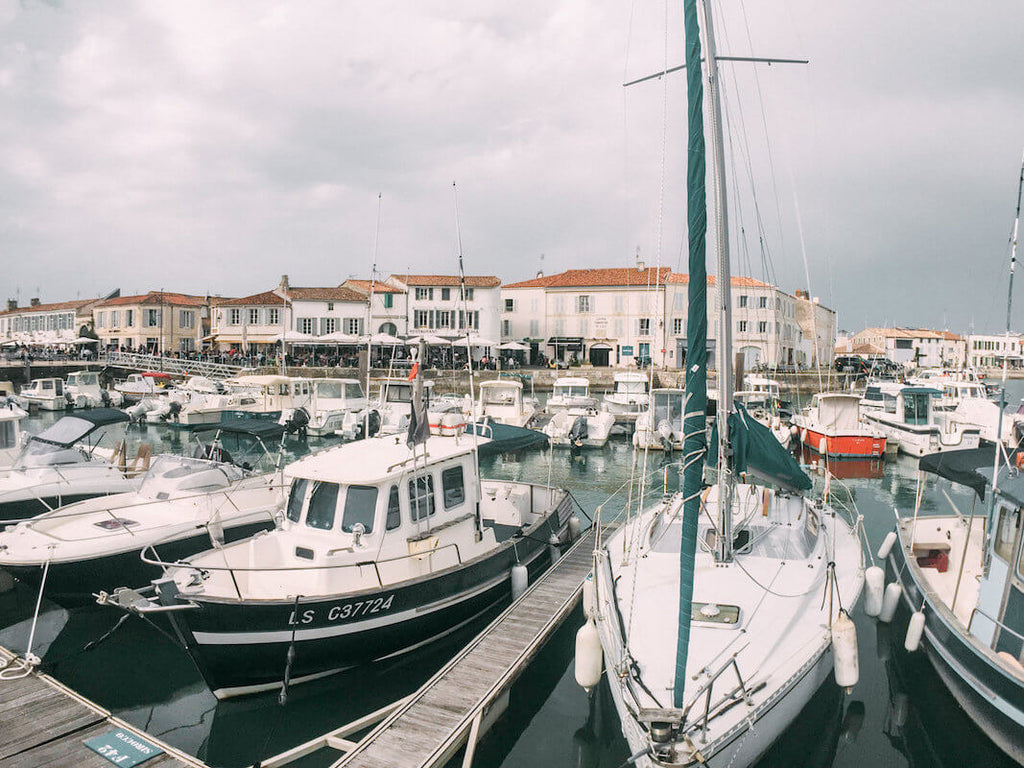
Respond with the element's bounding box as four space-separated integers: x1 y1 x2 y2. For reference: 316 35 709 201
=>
1 1 1022 334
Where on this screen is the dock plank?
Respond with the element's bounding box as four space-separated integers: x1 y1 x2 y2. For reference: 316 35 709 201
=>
336 524 615 768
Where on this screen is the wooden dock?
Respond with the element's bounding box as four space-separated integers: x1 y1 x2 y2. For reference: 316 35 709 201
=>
0 645 207 768
327 523 612 768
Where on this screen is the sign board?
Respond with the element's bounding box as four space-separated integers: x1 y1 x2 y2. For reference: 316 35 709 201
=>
83 729 164 767
621 345 634 356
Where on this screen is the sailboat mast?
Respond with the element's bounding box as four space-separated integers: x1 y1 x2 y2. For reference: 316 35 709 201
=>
700 0 735 563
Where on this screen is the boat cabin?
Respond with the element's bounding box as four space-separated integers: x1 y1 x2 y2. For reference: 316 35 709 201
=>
650 388 685 432
21 378 64 399
66 371 101 392
612 372 648 396
225 375 314 413
313 379 365 409
375 378 434 407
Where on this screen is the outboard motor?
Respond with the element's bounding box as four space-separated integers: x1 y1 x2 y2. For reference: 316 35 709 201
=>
569 415 589 450
64 391 75 409
656 419 675 452
100 389 111 407
353 408 381 441
282 407 310 439
167 400 183 423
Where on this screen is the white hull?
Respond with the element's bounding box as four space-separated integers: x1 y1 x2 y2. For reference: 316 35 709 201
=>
862 412 980 457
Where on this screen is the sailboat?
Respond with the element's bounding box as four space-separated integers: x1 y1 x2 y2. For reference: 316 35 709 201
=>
578 3 865 765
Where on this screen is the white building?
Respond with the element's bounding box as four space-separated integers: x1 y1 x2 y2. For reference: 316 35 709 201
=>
966 333 1024 369
0 294 112 344
793 290 837 368
211 276 367 352
502 266 804 369
851 327 965 369
341 279 407 337
386 274 501 343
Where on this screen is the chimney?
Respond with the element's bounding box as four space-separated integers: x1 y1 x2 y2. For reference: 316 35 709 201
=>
6 299 15 311
30 297 40 307
535 270 544 279
280 274 290 291
636 260 645 270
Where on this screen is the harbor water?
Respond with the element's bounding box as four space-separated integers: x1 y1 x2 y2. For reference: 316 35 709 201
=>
0 385 1021 768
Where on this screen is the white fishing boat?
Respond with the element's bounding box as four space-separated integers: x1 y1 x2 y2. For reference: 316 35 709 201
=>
792 393 887 459
301 378 367 437
603 372 650 420
65 371 123 408
861 386 981 457
633 388 685 451
0 409 142 521
1 420 287 607
475 378 539 428
858 379 904 415
115 371 174 403
17 378 68 411
0 400 28 467
543 400 615 448
102 371 576 699
340 377 436 439
885 446 1024 765
580 5 865 766
545 377 597 415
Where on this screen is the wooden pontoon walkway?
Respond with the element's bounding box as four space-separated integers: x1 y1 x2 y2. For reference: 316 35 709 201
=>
331 523 613 768
0 645 207 768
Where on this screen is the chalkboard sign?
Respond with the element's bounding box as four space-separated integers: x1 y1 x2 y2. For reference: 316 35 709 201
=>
83 728 164 767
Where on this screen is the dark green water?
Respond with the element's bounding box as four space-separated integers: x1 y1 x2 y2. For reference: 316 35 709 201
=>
0 386 1020 768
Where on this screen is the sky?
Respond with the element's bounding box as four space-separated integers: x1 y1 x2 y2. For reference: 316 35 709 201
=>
1 1 1022 334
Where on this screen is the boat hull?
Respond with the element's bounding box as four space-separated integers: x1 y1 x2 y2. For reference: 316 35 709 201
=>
888 537 1024 765
800 428 885 459
0 493 105 523
3 520 273 608
164 511 566 698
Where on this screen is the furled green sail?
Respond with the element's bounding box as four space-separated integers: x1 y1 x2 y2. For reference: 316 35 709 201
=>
706 403 812 492
674 0 708 710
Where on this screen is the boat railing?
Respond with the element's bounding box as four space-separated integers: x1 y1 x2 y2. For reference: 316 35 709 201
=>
679 649 766 743
138 537 467 601
968 606 1024 652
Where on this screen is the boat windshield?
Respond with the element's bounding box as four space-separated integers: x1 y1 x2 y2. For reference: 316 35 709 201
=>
29 416 97 447
0 420 17 450
15 440 87 469
555 385 589 398
653 392 684 428
483 386 518 405
616 381 646 395
384 385 412 403
342 485 377 533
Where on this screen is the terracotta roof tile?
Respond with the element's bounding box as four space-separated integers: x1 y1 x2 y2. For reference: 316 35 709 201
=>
97 292 209 308
342 280 405 294
0 298 95 316
505 268 671 289
215 286 367 307
391 274 500 288
667 273 772 288
856 327 962 341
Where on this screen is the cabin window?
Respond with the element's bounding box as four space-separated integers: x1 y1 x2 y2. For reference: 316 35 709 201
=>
903 393 929 425
286 478 309 523
386 485 402 530
342 486 378 533
442 466 465 510
995 506 1020 563
306 482 340 530
409 475 435 521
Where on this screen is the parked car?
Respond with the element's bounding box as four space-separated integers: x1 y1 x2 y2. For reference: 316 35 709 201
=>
834 355 869 374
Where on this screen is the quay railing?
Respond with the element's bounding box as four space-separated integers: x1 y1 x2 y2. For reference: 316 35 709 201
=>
100 351 248 379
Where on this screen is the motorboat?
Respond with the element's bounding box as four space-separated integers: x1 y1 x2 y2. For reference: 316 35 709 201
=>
927 380 990 414
583 6 865 766
17 378 68 411
542 402 615 448
115 371 174 403
0 400 28 467
1 420 287 607
545 377 597 415
792 393 887 459
946 396 1016 447
861 386 980 457
103 406 575 699
475 379 539 428
300 378 367 438
632 388 685 451
602 372 650 420
0 409 142 521
339 377 435 439
884 446 1024 764
65 371 123 408
859 380 904 415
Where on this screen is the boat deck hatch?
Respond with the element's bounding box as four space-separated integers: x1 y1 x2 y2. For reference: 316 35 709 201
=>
691 602 740 626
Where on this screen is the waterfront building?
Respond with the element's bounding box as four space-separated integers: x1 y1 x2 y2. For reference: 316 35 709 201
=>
0 293 114 344
340 279 408 336
93 291 209 353
210 275 366 352
966 332 1024 369
502 266 809 369
850 327 965 368
385 274 501 343
794 290 837 368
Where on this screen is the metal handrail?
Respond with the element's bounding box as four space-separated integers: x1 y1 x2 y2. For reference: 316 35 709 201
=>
680 651 753 743
968 605 1024 648
102 351 245 379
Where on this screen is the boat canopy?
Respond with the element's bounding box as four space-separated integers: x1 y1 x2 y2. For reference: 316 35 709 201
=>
706 403 812 492
813 394 862 431
194 420 288 440
918 445 1018 503
30 409 128 447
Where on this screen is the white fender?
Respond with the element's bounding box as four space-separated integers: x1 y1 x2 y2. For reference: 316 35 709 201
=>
574 619 603 692
864 566 885 617
904 610 926 652
879 582 902 623
832 611 859 693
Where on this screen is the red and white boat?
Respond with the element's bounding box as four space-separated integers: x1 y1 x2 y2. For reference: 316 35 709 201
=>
792 392 887 458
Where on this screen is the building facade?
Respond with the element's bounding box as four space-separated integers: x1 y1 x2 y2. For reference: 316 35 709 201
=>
966 333 1024 369
502 266 807 369
211 276 367 351
386 274 501 342
0 294 113 344
341 279 407 337
850 327 965 368
794 290 837 368
93 292 209 353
